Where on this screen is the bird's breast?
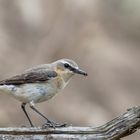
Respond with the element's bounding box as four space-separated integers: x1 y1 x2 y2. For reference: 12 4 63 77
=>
3 76 67 103
34 77 66 102
51 76 66 90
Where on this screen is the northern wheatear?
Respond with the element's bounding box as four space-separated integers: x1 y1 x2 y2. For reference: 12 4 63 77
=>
0 59 87 128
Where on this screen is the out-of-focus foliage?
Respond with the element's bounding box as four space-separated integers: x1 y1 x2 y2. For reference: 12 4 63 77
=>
0 0 140 139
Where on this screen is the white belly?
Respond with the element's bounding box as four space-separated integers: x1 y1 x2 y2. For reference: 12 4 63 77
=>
0 79 66 103
15 83 59 103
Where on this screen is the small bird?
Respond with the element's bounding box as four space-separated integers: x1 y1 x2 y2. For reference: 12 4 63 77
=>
0 59 87 128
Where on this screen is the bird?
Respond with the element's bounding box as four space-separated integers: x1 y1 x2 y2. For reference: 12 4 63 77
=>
0 59 87 128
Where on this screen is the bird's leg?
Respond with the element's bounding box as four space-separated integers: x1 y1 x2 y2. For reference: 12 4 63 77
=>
30 104 66 128
21 103 34 127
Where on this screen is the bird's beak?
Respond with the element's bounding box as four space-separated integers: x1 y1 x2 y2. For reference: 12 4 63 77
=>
73 68 88 76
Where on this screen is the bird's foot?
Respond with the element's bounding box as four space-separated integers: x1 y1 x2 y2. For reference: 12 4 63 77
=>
42 120 67 129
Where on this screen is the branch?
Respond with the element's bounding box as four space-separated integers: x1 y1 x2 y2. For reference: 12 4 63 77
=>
0 106 140 140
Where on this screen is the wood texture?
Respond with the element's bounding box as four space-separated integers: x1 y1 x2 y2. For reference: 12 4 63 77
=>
0 106 140 140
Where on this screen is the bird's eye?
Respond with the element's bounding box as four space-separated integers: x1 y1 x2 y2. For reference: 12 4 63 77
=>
64 63 70 68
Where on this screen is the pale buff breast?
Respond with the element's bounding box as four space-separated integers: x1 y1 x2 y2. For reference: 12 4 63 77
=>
8 76 66 103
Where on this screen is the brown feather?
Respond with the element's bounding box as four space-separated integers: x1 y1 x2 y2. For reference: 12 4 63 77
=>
0 70 57 85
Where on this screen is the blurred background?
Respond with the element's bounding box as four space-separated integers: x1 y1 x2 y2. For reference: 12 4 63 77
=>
0 0 140 139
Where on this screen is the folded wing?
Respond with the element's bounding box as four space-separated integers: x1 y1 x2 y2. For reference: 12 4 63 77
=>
0 70 57 85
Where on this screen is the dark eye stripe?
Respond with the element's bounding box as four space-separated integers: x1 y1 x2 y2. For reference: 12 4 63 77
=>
64 63 76 72
64 63 70 68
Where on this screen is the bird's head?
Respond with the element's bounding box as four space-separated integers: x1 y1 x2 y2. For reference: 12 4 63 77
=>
52 59 88 82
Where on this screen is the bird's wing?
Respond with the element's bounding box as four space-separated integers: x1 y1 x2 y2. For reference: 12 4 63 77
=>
0 70 57 85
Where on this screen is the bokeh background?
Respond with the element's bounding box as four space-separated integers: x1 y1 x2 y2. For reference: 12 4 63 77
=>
0 0 140 139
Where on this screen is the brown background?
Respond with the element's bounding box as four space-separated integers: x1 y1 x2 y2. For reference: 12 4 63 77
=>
0 0 140 139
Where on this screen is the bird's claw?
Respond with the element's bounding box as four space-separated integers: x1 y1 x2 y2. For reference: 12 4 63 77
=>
42 121 67 129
